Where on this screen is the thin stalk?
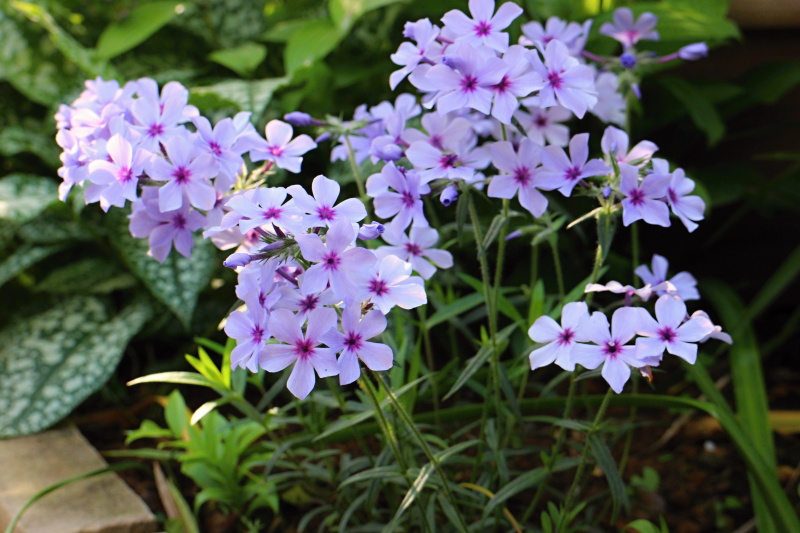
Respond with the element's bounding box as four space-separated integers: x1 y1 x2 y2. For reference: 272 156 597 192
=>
359 376 407 471
521 373 578 523
584 242 604 306
557 388 614 532
344 135 367 200
417 306 441 426
373 370 471 533
631 222 639 284
550 239 565 301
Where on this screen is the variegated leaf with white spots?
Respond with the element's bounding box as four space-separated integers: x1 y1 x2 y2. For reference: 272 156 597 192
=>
0 296 152 437
0 174 59 224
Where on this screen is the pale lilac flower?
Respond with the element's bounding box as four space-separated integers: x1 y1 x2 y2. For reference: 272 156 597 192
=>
148 136 219 212
402 112 473 151
441 0 523 53
664 167 705 232
528 40 597 118
86 134 150 211
635 254 700 301
191 116 245 191
406 139 490 184
520 17 592 56
691 310 733 344
571 307 646 393
489 45 541 124
235 258 282 311
359 255 427 313
225 187 304 235
129 187 206 262
130 96 186 152
516 104 571 147
324 307 393 385
601 126 658 166
366 163 430 230
425 42 506 115
295 220 377 301
287 175 367 228
247 120 316 173
135 78 198 121
225 305 270 372
619 163 670 227
635 294 715 364
584 280 655 302
599 8 659 49
377 226 453 280
56 129 89 201
590 71 626 126
358 222 385 240
260 308 339 399
528 301 591 371
488 138 556 217
540 133 611 197
390 18 444 89
274 286 341 318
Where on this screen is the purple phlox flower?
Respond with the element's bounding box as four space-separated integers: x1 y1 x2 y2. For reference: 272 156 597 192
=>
148 135 219 212
690 310 733 344
441 0 523 53
130 96 186 152
295 220 378 301
56 129 90 201
274 286 341 318
528 301 591 371
520 17 592 56
635 294 716 365
323 307 393 385
73 77 136 112
135 78 198 122
68 104 126 141
369 114 408 163
358 222 385 240
599 8 659 49
601 126 658 166
540 133 611 197
425 42 507 116
287 175 367 228
235 258 282 311
260 308 339 399
366 163 430 231
619 163 670 227
635 254 700 301
489 45 541 124
377 225 453 280
402 112 473 152
129 187 206 262
406 138 490 184
226 186 304 236
590 70 626 126
528 40 597 119
390 18 444 89
571 307 647 393
371 93 422 122
225 304 270 372
408 64 447 109
191 116 245 192
85 134 150 211
358 255 427 313
664 167 705 232
488 138 556 217
515 104 571 147
244 120 316 173
584 280 655 303
678 43 708 61
330 105 383 164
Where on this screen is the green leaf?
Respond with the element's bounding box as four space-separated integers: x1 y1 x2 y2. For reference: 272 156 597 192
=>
35 257 136 294
284 18 344 75
127 371 219 389
329 0 404 30
0 297 152 437
9 0 115 79
746 61 800 104
479 213 507 255
113 215 216 329
482 468 547 518
659 77 725 145
190 77 289 117
587 433 630 520
426 292 485 329
597 211 616 264
0 244 66 288
443 323 517 401
624 519 663 533
0 126 61 168
0 174 58 224
208 41 267 78
95 1 185 60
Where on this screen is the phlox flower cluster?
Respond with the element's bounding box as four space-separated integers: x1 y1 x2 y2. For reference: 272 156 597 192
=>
55 77 317 262
530 254 730 393
219 175 451 398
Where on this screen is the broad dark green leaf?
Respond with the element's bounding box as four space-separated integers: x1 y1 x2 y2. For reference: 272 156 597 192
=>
0 244 66 288
329 0 405 30
35 257 136 294
208 42 267 78
0 297 152 437
284 18 344 75
96 1 184 60
659 77 725 145
191 77 289 117
0 126 61 168
0 174 58 224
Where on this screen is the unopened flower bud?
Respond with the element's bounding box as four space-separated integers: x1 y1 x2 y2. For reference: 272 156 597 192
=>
315 132 331 144
283 112 313 126
440 184 458 206
223 252 253 269
602 186 612 198
505 229 522 241
620 53 636 69
358 222 385 240
678 42 708 61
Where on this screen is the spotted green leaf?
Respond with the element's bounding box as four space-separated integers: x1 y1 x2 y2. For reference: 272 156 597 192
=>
0 297 152 437
190 77 289 117
0 244 66 288
0 174 58 224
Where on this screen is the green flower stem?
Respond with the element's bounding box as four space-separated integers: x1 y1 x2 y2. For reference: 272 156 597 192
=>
631 222 639 284
550 238 565 301
417 306 441 427
372 370 470 533
585 241 605 306
557 387 614 531
358 376 407 472
344 135 367 201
